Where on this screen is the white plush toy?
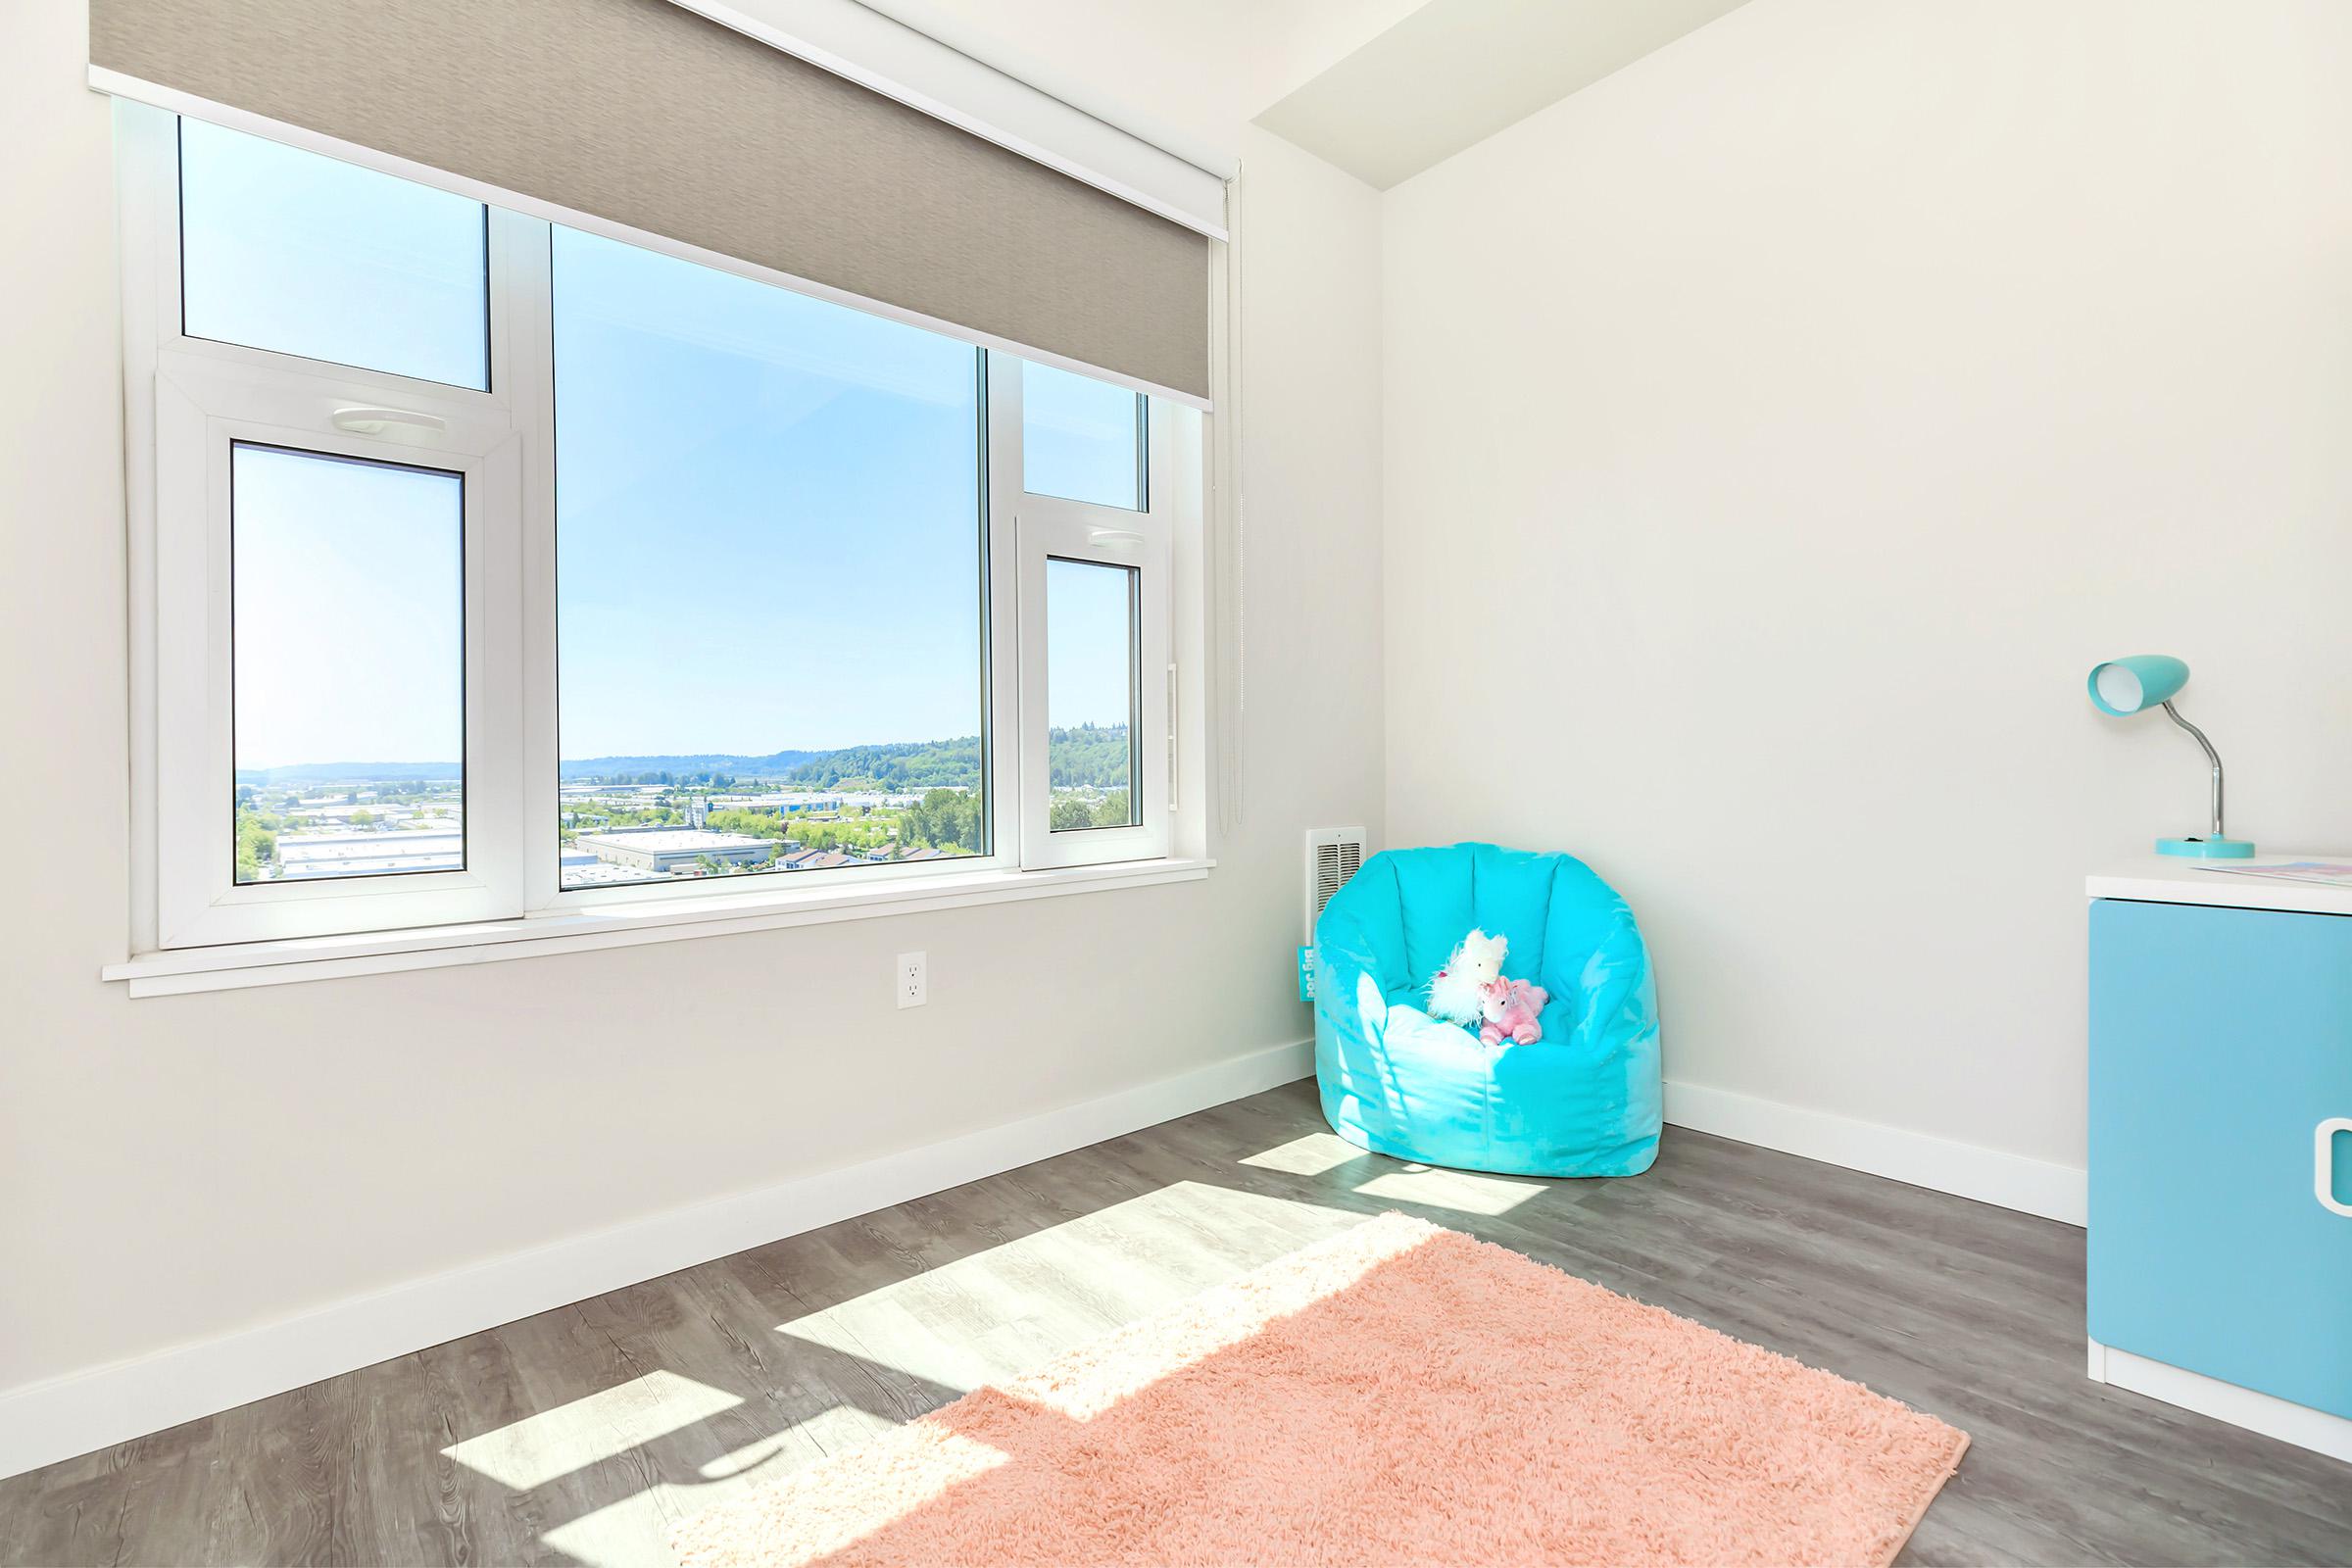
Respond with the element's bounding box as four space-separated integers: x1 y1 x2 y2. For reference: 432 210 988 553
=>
1427 929 1508 1028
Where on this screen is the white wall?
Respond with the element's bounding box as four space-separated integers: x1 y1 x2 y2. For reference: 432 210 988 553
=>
0 3 1382 1399
1382 0 2352 1170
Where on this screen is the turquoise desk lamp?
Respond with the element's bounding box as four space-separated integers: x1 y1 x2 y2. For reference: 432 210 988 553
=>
2086 655 2255 858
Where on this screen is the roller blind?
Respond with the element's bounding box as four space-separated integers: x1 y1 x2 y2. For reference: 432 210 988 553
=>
89 0 1213 400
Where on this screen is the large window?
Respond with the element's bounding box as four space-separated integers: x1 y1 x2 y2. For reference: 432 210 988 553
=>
550 228 990 890
123 109 1190 949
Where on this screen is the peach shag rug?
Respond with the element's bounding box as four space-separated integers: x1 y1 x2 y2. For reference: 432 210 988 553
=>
671 1212 1968 1568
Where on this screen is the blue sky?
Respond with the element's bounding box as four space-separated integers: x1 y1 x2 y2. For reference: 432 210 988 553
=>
1047 558 1138 740
232 446 465 770
181 118 489 391
553 226 991 759
555 229 1140 759
199 118 1143 768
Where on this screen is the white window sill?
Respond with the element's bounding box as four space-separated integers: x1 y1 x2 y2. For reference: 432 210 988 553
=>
103 857 1213 998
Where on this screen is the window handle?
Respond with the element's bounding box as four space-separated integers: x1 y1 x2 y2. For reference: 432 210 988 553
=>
1086 527 1146 552
2321 1117 2352 1217
331 405 448 437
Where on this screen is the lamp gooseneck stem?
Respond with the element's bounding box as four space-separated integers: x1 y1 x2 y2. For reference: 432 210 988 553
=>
2161 699 2226 840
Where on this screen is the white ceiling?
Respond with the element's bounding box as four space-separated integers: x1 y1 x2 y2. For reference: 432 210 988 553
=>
1256 0 1753 189
852 0 1751 191
855 0 1428 172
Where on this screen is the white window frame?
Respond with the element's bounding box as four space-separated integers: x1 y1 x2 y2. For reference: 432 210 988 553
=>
151 358 525 945
116 100 1206 960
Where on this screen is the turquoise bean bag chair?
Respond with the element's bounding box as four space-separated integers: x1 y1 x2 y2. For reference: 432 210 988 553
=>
1313 843 1662 1178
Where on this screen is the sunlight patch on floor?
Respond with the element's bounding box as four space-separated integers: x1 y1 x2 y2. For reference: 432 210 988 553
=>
774 1180 1363 1397
1239 1131 1371 1175
677 1426 1008 1568
1007 1211 1436 1422
697 1404 893 1480
442 1368 742 1492
461 1182 1376 1566
540 1485 690 1568
533 1401 917 1568
1244 1128 1553 1215
544 1418 1009 1568
1353 1164 1549 1215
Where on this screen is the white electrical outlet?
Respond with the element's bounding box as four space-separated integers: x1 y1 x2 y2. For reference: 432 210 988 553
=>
897 951 927 1008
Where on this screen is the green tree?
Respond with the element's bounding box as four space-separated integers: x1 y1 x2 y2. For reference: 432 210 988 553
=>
1091 790 1131 828
788 736 984 791
1044 724 1133 788
1050 795 1094 831
234 812 276 881
902 788 982 853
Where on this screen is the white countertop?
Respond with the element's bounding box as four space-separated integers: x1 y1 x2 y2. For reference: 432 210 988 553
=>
2087 856 2352 917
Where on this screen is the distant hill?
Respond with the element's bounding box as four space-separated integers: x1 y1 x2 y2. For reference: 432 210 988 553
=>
236 760 461 786
1038 724 1134 790
786 728 1131 791
237 753 820 787
788 737 982 790
557 749 820 782
247 730 1131 791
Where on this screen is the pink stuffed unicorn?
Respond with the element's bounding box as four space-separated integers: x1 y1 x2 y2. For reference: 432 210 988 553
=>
1478 976 1549 1047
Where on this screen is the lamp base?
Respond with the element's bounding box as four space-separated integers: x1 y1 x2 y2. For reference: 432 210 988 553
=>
2156 835 2257 859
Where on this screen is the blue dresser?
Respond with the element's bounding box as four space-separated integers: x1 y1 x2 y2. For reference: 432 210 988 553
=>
2087 860 2352 1462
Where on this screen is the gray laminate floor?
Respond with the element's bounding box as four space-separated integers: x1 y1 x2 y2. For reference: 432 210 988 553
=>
4 1080 2347 1567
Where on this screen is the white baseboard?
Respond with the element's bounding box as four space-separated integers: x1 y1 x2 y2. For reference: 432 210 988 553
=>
1663 1079 2087 1226
0 1038 1315 1483
2088 1338 2352 1465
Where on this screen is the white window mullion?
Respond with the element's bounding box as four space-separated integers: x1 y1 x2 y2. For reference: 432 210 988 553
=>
119 97 183 954
503 211 565 913
983 351 1027 867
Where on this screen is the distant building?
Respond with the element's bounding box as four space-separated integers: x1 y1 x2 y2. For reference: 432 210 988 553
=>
562 860 656 887
570 826 774 874
707 793 846 816
778 795 843 814
274 829 464 879
797 850 858 870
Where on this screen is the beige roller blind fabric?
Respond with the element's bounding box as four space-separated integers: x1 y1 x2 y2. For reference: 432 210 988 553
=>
90 0 1212 399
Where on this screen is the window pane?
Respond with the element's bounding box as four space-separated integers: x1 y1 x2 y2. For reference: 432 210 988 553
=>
1022 362 1144 511
1046 558 1140 832
231 445 466 884
552 228 988 890
180 119 490 389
